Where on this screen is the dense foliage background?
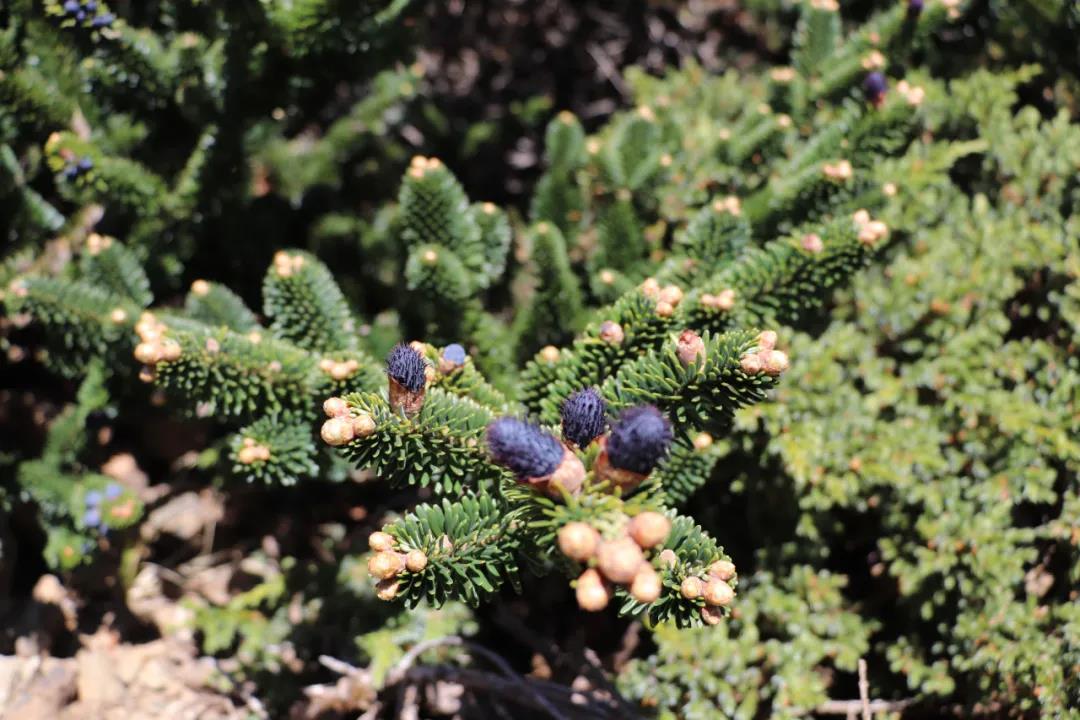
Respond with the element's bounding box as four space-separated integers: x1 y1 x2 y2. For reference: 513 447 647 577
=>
1 1 1078 718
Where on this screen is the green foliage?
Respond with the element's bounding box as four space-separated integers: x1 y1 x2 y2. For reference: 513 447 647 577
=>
4 0 1080 717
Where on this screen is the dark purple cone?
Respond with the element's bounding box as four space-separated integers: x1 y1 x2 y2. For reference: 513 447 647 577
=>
486 418 564 479
864 72 888 104
907 0 924 20
606 406 672 475
386 344 427 392
560 388 607 448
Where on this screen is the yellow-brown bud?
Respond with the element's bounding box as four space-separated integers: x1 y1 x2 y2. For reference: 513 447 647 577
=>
368 531 396 552
596 538 645 584
557 522 601 562
629 565 662 604
762 350 790 376
703 578 735 607
375 578 400 601
676 329 706 367
323 397 349 418
599 321 624 345
627 512 671 549
368 551 405 580
405 550 428 573
708 560 737 582
134 342 162 365
680 576 704 600
701 605 724 626
575 569 611 612
320 417 355 446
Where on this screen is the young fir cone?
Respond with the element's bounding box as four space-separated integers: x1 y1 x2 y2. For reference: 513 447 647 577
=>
594 406 673 492
486 417 584 497
596 537 645 584
560 387 607 449
557 522 601 561
576 568 612 611
386 344 429 416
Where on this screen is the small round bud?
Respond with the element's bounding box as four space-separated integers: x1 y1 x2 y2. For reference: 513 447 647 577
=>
680 576 704 600
740 353 764 375
708 560 736 582
659 285 683 307
756 330 778 352
330 362 356 381
539 346 560 363
701 605 724 626
369 531 395 552
655 301 675 318
375 578 400 601
323 397 349 418
770 66 796 83
237 445 267 464
422 249 438 264
368 551 405 580
599 321 624 345
762 350 790 376
161 340 182 362
134 342 162 365
801 233 824 253
629 565 662 604
861 51 886 71
598 269 616 285
658 549 678 568
351 413 377 438
693 433 713 450
640 278 661 300
205 338 220 354
109 308 128 324
405 550 428 573
321 417 355 446
596 538 645 584
853 209 871 227
711 289 736 311
703 578 735 607
627 512 671 549
138 366 157 383
558 522 601 562
576 569 611 611
883 182 898 197
676 330 706 367
191 280 211 296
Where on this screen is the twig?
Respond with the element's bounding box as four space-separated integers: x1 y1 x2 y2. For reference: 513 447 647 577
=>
816 699 913 716
386 636 570 720
859 658 871 720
